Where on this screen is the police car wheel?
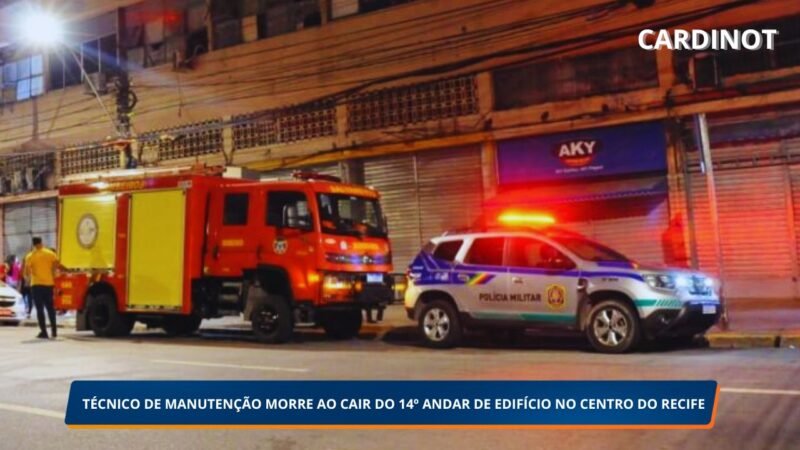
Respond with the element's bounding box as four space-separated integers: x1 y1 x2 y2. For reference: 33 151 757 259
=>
88 293 134 338
419 300 461 348
586 300 640 354
251 295 293 344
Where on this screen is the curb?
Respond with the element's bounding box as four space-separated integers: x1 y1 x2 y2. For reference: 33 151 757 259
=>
779 333 800 349
704 332 780 349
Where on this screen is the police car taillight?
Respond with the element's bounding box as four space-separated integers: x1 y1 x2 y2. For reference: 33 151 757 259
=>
497 211 556 227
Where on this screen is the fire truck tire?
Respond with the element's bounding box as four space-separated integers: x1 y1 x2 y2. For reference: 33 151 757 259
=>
321 309 363 340
88 294 134 338
162 315 202 336
251 295 293 344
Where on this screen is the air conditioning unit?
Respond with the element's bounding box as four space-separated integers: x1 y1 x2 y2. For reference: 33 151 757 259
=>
83 72 109 96
689 52 720 91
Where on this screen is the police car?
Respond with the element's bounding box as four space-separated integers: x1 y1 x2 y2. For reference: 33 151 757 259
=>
404 212 722 353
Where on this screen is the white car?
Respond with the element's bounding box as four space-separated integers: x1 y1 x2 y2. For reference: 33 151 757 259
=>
0 282 25 325
404 224 721 353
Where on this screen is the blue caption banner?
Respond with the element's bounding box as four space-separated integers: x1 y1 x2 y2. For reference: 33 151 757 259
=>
66 380 718 428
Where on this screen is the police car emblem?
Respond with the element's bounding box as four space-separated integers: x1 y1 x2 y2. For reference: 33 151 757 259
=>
273 237 288 255
546 284 567 310
77 213 99 249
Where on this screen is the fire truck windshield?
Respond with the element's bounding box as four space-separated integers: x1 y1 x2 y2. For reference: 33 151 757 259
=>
317 193 387 238
549 235 630 263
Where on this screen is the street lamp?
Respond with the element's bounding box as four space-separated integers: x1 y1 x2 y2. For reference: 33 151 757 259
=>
16 8 125 139
18 9 64 47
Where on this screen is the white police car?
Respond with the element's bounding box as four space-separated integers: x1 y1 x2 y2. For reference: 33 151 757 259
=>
404 214 721 353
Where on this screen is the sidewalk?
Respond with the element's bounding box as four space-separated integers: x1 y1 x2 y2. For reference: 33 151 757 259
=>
705 298 800 349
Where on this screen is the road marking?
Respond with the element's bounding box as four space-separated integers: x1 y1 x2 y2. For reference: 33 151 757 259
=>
721 387 800 396
151 359 309 373
0 402 63 419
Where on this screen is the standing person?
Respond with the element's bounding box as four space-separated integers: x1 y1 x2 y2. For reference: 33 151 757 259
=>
25 237 63 339
21 248 34 319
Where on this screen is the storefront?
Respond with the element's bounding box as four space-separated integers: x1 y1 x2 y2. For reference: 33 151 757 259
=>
363 146 484 269
489 121 671 266
1 196 58 263
684 106 800 299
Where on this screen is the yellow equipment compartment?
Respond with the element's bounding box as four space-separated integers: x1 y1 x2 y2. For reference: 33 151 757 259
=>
127 189 186 310
59 195 117 269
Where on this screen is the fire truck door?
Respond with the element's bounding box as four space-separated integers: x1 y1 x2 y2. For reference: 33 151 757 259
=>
127 189 186 310
260 190 315 268
206 190 259 276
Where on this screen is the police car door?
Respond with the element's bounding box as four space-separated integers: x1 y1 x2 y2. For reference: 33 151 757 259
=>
454 236 511 318
505 237 580 324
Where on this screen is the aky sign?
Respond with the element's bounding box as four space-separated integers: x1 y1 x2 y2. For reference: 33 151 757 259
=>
553 140 600 168
497 121 667 184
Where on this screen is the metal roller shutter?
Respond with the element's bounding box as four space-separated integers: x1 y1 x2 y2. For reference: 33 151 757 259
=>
691 165 795 296
563 200 668 265
365 147 484 269
416 148 484 242
365 154 421 270
3 199 58 260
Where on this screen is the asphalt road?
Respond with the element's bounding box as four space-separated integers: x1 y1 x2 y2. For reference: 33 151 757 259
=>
0 325 797 450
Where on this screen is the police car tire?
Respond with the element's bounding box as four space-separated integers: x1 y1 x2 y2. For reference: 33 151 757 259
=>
251 295 293 344
88 293 134 338
419 300 462 349
321 309 363 340
586 300 640 354
163 315 202 336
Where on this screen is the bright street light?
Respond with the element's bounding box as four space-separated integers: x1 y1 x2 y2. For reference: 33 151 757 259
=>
19 9 64 47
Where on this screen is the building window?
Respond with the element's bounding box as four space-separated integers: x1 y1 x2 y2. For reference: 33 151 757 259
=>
247 0 320 41
124 0 208 69
673 16 800 82
0 55 44 103
492 47 659 110
358 0 414 14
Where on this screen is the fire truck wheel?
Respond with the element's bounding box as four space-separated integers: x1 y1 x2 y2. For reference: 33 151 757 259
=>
162 315 202 336
251 296 293 344
88 293 134 337
321 309 363 340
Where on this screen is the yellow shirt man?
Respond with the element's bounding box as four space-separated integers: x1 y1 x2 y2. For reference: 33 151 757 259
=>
26 247 59 287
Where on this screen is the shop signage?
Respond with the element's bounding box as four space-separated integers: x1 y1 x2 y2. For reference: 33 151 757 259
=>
497 121 667 184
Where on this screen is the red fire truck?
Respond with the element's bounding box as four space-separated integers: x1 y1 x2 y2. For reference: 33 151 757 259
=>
54 167 393 343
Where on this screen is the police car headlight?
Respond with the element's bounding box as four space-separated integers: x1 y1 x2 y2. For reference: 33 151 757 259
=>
675 275 692 289
644 274 676 291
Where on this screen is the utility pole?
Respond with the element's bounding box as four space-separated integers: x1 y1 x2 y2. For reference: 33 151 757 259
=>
694 113 728 330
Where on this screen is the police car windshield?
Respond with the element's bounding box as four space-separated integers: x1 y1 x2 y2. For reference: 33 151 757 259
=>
317 193 387 238
549 236 630 263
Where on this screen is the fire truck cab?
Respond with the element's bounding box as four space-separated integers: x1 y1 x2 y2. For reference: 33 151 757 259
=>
55 167 394 343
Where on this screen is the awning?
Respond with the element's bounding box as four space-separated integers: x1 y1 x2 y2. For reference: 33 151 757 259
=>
485 177 668 208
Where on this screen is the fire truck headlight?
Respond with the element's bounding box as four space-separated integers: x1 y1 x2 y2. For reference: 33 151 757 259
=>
322 273 355 301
